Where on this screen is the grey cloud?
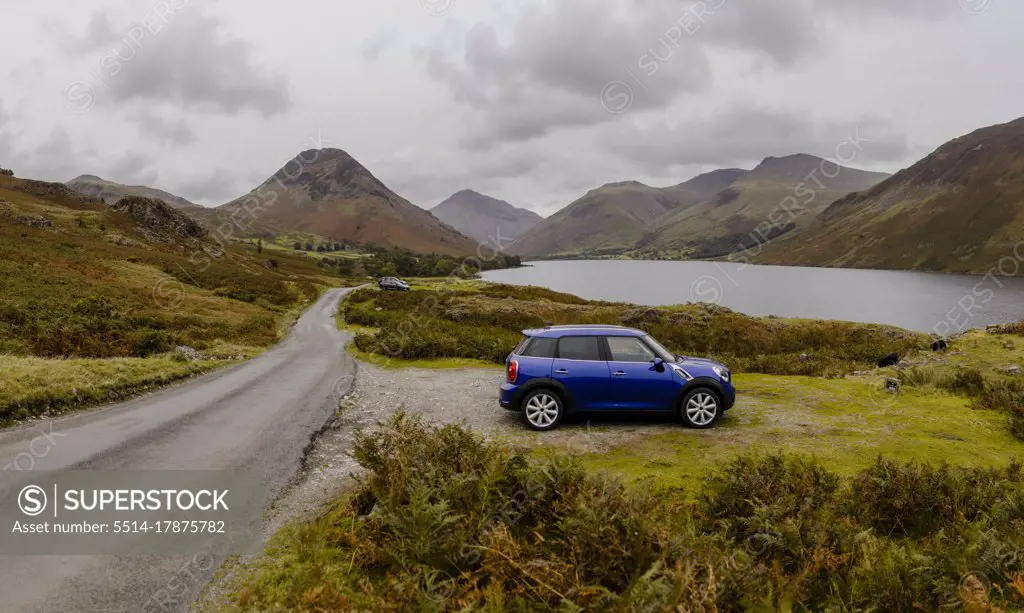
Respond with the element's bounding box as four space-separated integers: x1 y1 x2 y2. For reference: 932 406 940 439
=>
604 105 913 172
72 9 291 116
361 31 398 62
13 127 92 182
175 170 244 205
130 109 196 147
425 0 971 151
104 152 159 186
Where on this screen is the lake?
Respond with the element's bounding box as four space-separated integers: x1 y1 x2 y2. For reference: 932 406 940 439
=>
482 260 1024 333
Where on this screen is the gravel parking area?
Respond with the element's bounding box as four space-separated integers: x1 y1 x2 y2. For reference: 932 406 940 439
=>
338 359 721 453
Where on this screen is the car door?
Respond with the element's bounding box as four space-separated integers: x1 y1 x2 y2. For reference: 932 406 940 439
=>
552 336 612 411
604 336 677 411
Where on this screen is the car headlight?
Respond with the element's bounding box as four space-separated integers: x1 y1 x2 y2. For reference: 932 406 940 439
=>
712 365 731 383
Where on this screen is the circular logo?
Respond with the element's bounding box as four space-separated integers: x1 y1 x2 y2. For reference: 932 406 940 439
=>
689 275 724 305
421 0 455 16
865 377 901 409
63 80 97 115
960 0 992 15
18 485 47 517
600 80 634 114
958 571 991 605
153 278 185 310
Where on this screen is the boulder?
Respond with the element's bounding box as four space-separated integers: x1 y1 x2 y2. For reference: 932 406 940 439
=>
931 339 948 352
877 353 900 368
174 346 203 362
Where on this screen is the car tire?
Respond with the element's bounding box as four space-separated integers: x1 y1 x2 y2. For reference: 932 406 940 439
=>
520 389 563 432
680 388 722 429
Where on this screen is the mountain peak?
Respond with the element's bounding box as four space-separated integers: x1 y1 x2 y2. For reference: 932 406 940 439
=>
432 189 541 244
69 174 104 182
600 180 648 189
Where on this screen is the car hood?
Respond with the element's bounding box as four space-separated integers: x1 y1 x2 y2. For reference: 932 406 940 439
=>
676 356 726 370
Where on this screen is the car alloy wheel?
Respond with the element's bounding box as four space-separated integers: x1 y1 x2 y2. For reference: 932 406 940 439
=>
522 391 562 431
683 390 720 428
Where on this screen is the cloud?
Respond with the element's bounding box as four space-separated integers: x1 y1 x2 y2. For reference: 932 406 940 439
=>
174 170 245 205
361 30 398 62
424 0 969 150
104 151 159 186
604 105 913 172
69 8 291 116
130 109 196 147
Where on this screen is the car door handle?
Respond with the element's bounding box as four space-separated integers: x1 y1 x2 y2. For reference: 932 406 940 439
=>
613 371 627 376
554 369 569 375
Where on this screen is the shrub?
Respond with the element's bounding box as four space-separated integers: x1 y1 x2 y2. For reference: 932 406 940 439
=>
941 368 986 396
225 415 1024 613
849 457 1023 537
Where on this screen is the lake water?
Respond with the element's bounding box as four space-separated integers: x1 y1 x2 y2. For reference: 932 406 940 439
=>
482 260 1024 333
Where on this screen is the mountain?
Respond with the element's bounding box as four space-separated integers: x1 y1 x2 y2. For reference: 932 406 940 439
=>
66 175 198 209
218 149 477 255
643 155 890 258
507 170 744 258
430 190 542 246
757 118 1024 274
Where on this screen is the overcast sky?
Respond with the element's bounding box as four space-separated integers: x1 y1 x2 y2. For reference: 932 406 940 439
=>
0 0 1020 215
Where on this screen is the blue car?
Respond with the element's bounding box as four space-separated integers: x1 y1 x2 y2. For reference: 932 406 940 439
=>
499 325 736 431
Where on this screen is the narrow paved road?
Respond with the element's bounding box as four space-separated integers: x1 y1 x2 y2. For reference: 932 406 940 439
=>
0 286 357 612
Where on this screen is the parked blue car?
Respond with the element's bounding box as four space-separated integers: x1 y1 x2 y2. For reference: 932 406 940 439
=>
499 325 736 431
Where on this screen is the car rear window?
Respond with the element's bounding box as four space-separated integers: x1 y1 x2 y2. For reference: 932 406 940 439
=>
521 337 557 358
556 336 602 361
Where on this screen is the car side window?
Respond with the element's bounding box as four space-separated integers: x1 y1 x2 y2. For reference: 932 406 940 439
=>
521 337 557 358
556 336 602 361
606 336 656 363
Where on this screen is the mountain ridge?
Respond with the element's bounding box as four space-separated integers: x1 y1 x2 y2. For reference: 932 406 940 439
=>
66 175 199 210
757 117 1024 274
218 148 478 255
430 189 542 246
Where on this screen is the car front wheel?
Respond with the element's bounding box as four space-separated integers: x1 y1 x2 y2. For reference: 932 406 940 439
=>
680 388 721 429
521 390 563 431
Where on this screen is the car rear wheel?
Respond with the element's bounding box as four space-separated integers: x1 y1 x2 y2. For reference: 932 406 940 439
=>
680 388 721 429
521 390 563 431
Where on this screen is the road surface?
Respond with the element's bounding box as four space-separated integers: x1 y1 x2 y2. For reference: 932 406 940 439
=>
0 286 357 612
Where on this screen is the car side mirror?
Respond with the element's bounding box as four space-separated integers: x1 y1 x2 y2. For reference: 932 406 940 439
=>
653 358 665 371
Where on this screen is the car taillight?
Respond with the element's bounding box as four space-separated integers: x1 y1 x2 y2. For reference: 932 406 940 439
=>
507 359 519 383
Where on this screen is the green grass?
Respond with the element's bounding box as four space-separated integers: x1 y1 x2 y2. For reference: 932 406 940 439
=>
0 353 233 424
571 372 1021 490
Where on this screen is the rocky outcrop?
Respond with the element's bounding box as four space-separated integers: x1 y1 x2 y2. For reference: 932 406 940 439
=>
109 196 206 242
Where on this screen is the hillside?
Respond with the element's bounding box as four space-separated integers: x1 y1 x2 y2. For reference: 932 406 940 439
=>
640 155 889 259
218 149 478 255
507 159 887 259
430 189 542 246
0 173 354 420
507 171 736 258
758 117 1024 273
66 175 198 209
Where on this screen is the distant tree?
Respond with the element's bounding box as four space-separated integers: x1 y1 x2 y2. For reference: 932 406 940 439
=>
0 167 12 177
257 238 263 254
305 242 314 251
334 242 343 251
293 242 302 250
316 244 326 253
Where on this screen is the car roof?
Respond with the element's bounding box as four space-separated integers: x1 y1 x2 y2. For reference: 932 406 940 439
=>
523 325 646 338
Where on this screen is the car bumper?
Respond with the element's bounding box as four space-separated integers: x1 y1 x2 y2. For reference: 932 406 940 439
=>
499 382 519 411
722 384 736 410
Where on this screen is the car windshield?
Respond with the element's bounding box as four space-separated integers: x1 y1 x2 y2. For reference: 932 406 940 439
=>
643 335 676 362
